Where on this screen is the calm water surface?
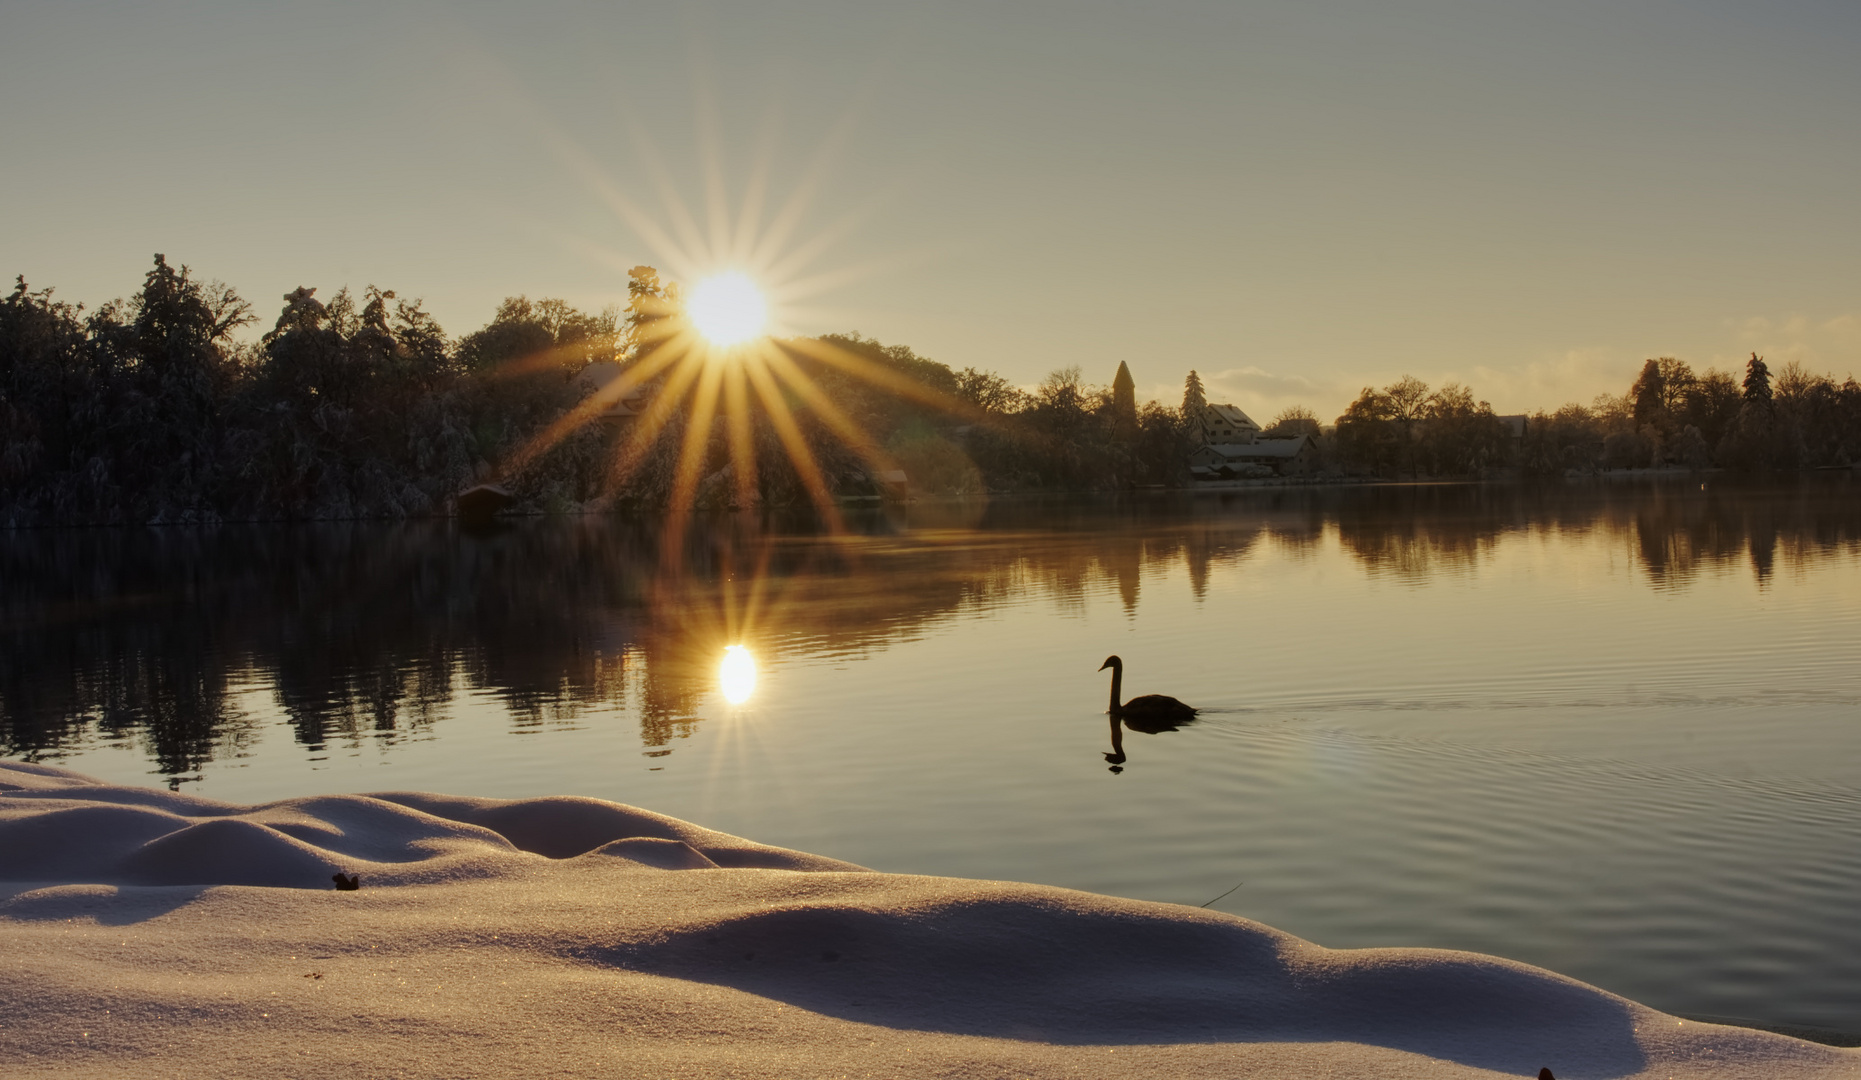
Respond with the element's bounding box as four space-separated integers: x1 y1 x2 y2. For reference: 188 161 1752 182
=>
5 480 1860 1032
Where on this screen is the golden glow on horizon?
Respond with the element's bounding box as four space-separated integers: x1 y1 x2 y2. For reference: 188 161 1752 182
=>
494 117 998 575
719 644 757 704
687 272 768 347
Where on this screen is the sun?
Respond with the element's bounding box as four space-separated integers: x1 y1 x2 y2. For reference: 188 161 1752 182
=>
687 272 768 347
500 133 982 562
719 644 757 705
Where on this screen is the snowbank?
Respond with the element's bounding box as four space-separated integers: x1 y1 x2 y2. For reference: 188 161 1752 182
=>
1 761 1850 1078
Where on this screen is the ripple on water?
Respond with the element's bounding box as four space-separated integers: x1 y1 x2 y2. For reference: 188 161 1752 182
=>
1158 718 1861 1028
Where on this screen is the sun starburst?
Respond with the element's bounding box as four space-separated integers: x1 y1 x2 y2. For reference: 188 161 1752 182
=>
497 122 994 579
687 272 767 347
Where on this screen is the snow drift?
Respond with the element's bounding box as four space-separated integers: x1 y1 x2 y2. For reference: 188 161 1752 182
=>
0 761 1850 1079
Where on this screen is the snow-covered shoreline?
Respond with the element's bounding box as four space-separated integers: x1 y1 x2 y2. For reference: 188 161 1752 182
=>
1 761 1851 1079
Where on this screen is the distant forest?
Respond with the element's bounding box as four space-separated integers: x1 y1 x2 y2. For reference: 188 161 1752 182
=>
2 256 1858 525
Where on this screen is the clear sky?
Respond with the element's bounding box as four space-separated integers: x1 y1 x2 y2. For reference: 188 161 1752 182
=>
4 0 1858 420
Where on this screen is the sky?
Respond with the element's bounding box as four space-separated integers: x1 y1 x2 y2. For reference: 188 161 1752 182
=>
3 0 1858 421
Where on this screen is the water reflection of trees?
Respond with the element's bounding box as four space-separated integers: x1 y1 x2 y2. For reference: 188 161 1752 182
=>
1322 478 1861 587
0 500 1312 776
2 479 1856 778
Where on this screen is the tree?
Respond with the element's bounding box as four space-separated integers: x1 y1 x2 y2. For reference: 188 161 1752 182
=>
1519 402 1607 475
1384 376 1430 426
456 296 618 376
1656 358 1697 412
1263 405 1319 439
130 254 252 411
953 367 1023 413
1630 359 1666 427
1334 386 1396 474
622 266 680 370
0 278 91 503
1382 375 1431 475
1035 366 1089 415
1420 383 1508 475
1181 370 1206 419
1743 353 1772 407
1680 369 1741 448
1772 360 1821 408
1671 424 1711 469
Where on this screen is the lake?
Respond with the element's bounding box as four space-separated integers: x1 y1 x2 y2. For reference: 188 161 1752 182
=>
4 478 1859 1034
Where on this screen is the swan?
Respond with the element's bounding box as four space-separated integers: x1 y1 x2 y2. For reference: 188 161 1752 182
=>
1099 655 1196 721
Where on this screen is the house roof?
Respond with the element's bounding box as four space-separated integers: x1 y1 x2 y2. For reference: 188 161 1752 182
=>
1194 437 1308 461
576 361 646 417
1205 403 1259 429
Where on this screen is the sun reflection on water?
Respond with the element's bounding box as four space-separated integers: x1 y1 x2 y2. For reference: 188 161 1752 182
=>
719 644 758 705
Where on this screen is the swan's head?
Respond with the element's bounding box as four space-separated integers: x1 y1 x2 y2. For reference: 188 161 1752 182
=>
1098 655 1122 672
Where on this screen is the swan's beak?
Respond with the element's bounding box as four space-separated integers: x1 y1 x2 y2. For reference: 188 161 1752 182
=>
1098 660 1111 671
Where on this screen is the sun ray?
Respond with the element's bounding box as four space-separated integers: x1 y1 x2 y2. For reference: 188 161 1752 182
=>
735 529 780 649
625 121 714 281
732 105 785 265
759 194 893 288
779 335 980 419
658 354 729 565
502 335 691 480
603 333 710 493
739 355 845 531
745 109 862 272
691 81 737 272
756 345 901 479
722 360 759 509
765 240 954 304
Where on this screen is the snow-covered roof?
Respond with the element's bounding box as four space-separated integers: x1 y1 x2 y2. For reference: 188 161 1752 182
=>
1205 403 1259 429
1194 437 1308 461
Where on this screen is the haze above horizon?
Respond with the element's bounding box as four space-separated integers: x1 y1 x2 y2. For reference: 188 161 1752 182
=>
3 0 1858 419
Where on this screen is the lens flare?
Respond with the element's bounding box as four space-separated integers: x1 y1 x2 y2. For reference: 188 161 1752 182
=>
687 273 767 347
719 644 757 704
499 133 988 557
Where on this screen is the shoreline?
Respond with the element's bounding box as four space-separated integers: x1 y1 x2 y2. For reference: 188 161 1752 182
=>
1683 1016 1861 1049
3 466 1858 531
4 761 1854 1078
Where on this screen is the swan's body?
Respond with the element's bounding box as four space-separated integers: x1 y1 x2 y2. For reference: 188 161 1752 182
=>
1099 655 1196 720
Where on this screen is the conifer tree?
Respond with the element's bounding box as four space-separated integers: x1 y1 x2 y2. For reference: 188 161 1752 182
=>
1743 352 1772 407
1181 369 1206 419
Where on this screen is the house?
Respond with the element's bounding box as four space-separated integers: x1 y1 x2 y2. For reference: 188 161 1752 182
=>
1189 436 1315 479
455 483 514 522
1196 403 1261 445
875 469 909 501
574 361 650 423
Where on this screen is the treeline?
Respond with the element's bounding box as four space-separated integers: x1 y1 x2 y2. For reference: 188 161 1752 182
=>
5 256 1858 526
0 257 1201 524
1308 355 1861 478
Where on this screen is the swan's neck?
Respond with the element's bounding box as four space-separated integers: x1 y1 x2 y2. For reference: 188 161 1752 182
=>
1107 663 1123 713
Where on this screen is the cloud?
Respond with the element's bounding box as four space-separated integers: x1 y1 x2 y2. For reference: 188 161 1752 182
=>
1719 312 1861 377
1144 365 1356 424
1459 348 1638 415
1129 311 1861 422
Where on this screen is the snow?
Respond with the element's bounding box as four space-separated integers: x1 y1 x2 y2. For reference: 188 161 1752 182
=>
1 761 1852 1079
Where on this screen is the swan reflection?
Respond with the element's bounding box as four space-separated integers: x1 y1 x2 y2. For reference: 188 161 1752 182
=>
1103 712 1198 773
720 645 757 705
